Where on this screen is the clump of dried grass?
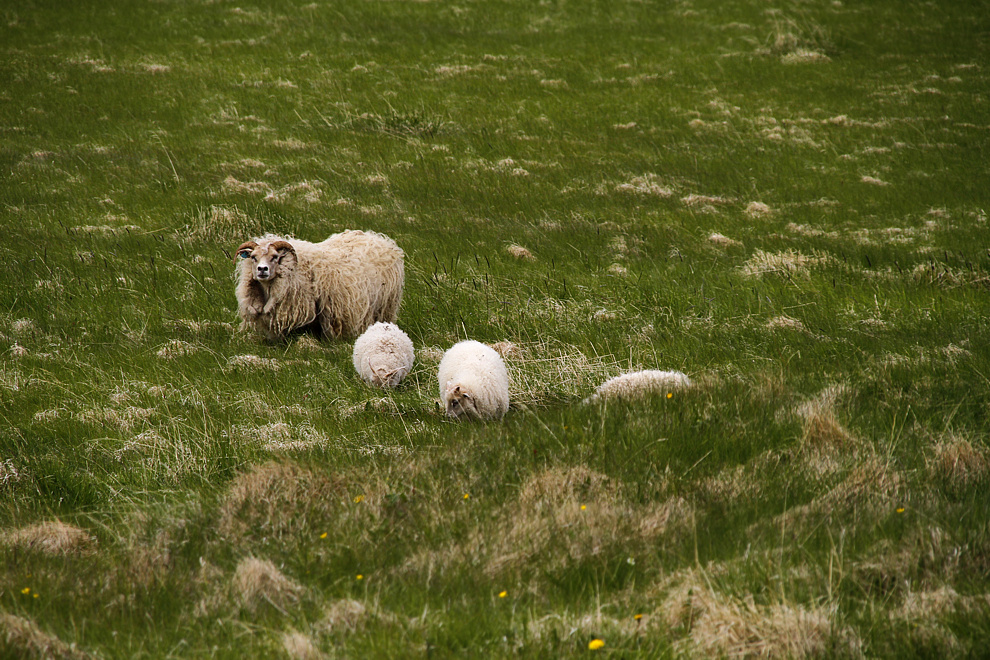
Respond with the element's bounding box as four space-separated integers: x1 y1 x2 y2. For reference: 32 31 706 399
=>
659 569 855 658
767 315 807 333
506 244 536 261
500 339 624 405
0 614 91 660
740 249 833 279
928 436 989 489
232 556 305 612
795 385 856 450
483 466 692 576
188 205 261 241
282 631 322 660
708 232 742 248
615 174 674 197
218 461 349 541
228 354 282 371
3 520 96 555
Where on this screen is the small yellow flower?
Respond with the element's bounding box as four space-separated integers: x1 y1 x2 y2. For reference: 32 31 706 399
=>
356 574 364 580
666 392 673 399
634 613 643 621
498 590 507 598
464 493 470 500
588 638 605 650
33 593 39 599
580 504 587 511
896 507 905 513
21 588 30 595
354 495 364 503
320 532 327 539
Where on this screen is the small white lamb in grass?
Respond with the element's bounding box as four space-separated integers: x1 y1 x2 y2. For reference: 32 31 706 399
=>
438 340 510 420
235 230 404 341
585 370 692 403
352 322 415 388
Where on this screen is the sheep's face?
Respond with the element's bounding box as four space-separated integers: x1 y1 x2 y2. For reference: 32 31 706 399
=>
444 383 479 419
236 240 296 283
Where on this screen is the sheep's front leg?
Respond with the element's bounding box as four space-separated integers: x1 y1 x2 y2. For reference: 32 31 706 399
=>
240 281 266 319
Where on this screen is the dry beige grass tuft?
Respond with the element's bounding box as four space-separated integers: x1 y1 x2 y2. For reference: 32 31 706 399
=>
767 315 807 333
3 520 96 555
232 556 305 612
506 244 536 261
0 613 91 660
219 461 349 541
708 232 742 248
740 249 832 279
659 569 855 658
745 201 773 217
929 436 989 488
615 174 673 197
282 630 323 660
320 599 369 632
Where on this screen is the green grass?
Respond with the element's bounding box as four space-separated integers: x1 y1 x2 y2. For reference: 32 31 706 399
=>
2 0 990 657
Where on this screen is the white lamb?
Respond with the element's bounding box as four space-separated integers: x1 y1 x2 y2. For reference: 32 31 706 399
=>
234 230 404 341
585 369 692 403
352 322 415 388
438 340 510 420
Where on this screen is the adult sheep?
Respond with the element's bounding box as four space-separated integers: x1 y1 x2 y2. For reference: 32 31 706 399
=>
235 230 404 341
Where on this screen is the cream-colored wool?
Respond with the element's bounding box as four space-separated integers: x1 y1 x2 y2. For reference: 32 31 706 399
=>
352 322 415 388
586 369 692 403
438 340 510 420
235 230 404 340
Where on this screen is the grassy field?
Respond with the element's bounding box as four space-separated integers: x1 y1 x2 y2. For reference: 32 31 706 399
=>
2 0 990 656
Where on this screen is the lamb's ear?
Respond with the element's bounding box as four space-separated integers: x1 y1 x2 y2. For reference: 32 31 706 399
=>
270 240 295 256
235 241 258 261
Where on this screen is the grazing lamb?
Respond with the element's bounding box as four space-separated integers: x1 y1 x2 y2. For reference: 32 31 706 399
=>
235 230 404 341
438 340 510 420
352 322 415 388
585 369 692 403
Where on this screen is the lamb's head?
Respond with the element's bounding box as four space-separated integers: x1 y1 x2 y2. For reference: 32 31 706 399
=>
236 239 296 283
444 382 479 419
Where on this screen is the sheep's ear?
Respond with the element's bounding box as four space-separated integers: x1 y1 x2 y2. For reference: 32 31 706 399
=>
270 240 295 256
235 241 257 260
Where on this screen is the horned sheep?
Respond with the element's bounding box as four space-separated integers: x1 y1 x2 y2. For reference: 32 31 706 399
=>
235 230 404 341
585 369 692 403
438 340 510 420
352 322 415 388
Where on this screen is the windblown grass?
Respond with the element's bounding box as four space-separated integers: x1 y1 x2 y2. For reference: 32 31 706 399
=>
2 0 989 657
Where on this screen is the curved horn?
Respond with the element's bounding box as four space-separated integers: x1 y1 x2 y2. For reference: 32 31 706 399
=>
270 240 295 255
235 241 258 260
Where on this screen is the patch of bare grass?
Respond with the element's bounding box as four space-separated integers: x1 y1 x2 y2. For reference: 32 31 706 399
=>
657 568 857 658
282 631 322 660
218 461 349 541
740 249 833 279
2 520 95 555
928 435 989 490
0 613 91 660
232 556 305 613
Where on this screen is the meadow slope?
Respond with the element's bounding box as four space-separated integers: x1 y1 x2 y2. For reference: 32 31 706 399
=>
1 0 989 657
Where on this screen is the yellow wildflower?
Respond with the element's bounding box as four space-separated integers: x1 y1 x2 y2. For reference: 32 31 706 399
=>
356 574 364 580
354 495 364 503
498 590 507 598
589 638 605 650
896 507 905 513
666 392 673 399
634 613 643 621
21 587 30 595
464 493 470 500
580 504 587 511
320 532 327 539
